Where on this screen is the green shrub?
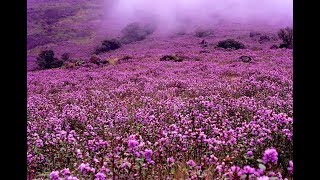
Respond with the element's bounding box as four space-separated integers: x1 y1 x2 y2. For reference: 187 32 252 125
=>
217 39 245 50
120 22 156 44
278 27 293 49
36 50 63 70
94 39 122 54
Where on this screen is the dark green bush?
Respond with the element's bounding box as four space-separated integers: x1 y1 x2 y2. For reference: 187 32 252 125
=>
120 22 156 44
249 32 262 38
258 35 271 44
160 54 185 62
278 27 293 49
194 28 213 38
61 53 70 61
36 50 63 69
217 39 245 50
94 39 122 54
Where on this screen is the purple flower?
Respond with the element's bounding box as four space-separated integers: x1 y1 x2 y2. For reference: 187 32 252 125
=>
146 159 155 165
78 163 92 174
128 139 139 148
247 150 253 157
143 149 153 159
100 166 110 174
91 168 96 173
66 176 79 180
230 166 242 177
121 161 132 169
167 157 175 165
95 172 106 180
27 154 33 164
231 166 241 172
210 154 218 162
49 171 60 180
134 151 141 157
94 158 100 163
255 169 264 176
78 163 86 172
242 165 255 175
287 160 293 175
105 168 110 174
257 176 269 180
35 138 43 148
216 165 223 173
61 168 71 177
76 149 82 159
262 148 278 164
187 160 196 167
268 171 275 176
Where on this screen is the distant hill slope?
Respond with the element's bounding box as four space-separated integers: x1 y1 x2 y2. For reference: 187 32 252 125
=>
27 0 105 50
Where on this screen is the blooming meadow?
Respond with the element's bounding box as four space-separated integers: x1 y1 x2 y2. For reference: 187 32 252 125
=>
27 44 293 179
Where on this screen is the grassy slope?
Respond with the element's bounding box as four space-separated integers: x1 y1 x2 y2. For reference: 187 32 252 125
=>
27 0 105 70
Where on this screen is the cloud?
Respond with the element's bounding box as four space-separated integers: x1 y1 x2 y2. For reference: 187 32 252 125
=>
103 0 292 33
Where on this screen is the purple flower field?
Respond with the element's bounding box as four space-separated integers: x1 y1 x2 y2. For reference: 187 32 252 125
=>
27 0 293 179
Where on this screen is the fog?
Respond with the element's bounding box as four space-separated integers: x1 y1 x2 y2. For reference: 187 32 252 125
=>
103 0 293 34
